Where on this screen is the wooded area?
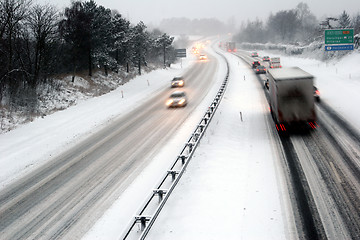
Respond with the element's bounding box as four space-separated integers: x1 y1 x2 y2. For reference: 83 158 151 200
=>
0 0 174 113
234 3 360 44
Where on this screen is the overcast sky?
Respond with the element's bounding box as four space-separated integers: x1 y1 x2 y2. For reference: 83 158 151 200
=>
37 0 360 26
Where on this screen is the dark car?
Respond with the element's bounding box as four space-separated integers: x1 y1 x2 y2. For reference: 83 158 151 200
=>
251 52 258 57
262 56 270 61
171 77 185 88
314 86 320 102
166 91 188 107
252 61 261 68
255 65 267 74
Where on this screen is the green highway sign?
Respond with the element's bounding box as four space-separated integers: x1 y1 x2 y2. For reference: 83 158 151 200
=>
325 29 354 44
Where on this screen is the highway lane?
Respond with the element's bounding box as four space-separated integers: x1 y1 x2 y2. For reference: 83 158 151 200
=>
0 53 219 239
234 48 360 239
289 107 360 239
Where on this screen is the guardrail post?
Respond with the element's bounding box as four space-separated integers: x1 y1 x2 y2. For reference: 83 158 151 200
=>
168 170 179 181
179 155 187 165
135 216 151 231
199 124 205 133
193 133 200 142
187 143 193 153
206 111 211 118
153 189 167 203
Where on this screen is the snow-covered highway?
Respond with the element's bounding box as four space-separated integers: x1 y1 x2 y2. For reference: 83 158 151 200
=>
1 39 360 240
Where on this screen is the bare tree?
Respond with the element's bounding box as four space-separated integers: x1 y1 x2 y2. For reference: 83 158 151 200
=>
268 10 299 42
0 0 32 102
27 3 58 86
295 2 317 42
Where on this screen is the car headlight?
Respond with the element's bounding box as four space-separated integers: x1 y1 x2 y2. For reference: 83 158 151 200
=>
179 99 186 105
179 81 184 86
166 99 174 106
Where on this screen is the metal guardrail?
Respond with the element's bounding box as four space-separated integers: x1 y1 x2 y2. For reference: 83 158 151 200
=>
121 50 229 240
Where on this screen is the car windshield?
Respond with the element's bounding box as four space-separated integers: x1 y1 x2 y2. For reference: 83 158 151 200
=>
171 92 185 98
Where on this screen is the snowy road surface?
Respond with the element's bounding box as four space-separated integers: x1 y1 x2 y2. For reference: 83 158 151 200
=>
0 45 220 239
145 50 291 239
0 39 360 239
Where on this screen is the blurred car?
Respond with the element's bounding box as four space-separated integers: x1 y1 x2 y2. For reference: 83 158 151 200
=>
251 52 258 57
255 65 267 74
166 91 188 107
252 61 260 68
314 86 320 102
262 56 270 61
171 77 185 88
199 54 207 60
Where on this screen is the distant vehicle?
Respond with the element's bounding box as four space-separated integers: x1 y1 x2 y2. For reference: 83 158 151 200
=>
255 65 267 74
267 67 316 131
226 42 236 52
171 77 185 88
314 86 320 102
252 61 260 68
192 47 199 54
166 91 188 108
251 52 258 57
269 57 281 69
262 56 270 61
199 54 207 60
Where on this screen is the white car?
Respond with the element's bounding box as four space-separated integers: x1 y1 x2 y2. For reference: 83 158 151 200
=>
171 77 185 88
199 54 207 60
166 91 188 108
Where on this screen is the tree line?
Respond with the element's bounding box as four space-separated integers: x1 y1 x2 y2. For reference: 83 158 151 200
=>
234 2 360 44
0 0 174 110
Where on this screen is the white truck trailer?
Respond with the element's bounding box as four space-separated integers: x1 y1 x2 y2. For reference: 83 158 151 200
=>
269 57 281 69
268 67 316 130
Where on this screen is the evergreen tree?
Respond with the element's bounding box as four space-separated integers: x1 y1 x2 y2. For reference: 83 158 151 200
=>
155 33 174 67
111 12 131 72
84 1 114 76
130 21 150 75
59 1 92 81
338 10 351 28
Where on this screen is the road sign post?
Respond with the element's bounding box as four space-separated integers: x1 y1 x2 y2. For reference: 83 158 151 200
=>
175 49 186 68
